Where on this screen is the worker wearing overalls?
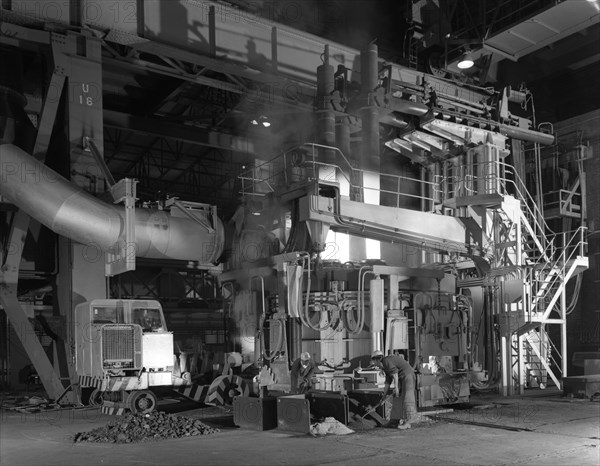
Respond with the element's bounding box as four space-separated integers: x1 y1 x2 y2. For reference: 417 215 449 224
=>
290 352 316 394
371 350 419 429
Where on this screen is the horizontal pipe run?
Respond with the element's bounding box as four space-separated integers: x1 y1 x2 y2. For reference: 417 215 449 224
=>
0 143 223 263
499 124 555 146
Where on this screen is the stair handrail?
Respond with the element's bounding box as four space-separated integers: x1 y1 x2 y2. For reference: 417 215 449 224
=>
437 159 554 261
538 226 588 319
528 227 587 318
499 162 555 243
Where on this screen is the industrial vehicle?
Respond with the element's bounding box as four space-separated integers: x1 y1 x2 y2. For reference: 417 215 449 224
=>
73 298 250 414
75 299 174 414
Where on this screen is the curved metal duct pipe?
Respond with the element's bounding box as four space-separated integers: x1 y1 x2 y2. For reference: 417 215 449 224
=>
0 143 224 263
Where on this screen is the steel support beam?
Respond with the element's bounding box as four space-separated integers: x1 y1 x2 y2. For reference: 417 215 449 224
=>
0 212 67 399
103 110 256 154
0 55 71 400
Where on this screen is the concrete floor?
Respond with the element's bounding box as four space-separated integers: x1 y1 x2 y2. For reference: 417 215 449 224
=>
1 390 598 466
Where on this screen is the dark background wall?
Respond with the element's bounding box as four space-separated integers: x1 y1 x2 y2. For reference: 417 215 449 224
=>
555 110 600 375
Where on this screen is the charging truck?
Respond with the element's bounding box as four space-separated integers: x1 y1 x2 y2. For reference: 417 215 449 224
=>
75 299 175 414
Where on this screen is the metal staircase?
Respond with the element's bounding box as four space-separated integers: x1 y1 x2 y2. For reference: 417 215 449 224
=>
435 145 588 394
498 162 588 393
522 328 549 388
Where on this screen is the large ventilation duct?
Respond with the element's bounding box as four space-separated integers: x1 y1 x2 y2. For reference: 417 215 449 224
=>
0 143 224 264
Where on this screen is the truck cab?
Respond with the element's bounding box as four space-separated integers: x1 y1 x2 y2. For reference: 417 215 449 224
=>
74 299 174 385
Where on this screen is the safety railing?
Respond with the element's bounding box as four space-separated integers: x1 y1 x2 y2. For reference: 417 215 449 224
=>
522 328 553 387
546 332 562 378
543 189 582 218
527 226 587 320
239 143 438 209
500 162 555 261
434 159 555 263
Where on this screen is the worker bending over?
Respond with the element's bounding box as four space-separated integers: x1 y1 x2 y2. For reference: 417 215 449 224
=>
370 350 419 429
290 352 316 394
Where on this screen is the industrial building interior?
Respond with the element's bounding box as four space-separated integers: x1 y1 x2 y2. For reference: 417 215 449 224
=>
0 0 599 465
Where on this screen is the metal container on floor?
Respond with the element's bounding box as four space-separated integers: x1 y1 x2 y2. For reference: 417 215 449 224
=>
233 396 278 430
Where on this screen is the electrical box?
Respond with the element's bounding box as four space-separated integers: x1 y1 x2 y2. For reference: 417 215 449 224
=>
233 396 278 430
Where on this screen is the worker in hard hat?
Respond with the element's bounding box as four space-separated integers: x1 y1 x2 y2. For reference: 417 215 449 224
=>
370 350 419 429
290 352 317 394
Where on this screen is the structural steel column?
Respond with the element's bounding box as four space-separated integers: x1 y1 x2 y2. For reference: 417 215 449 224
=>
0 212 68 399
55 31 107 399
0 33 73 399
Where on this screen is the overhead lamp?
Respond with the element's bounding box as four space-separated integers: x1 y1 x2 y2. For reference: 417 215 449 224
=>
250 115 271 127
457 50 474 70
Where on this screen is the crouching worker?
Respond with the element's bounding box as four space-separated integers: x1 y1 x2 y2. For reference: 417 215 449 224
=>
370 350 420 429
290 352 316 394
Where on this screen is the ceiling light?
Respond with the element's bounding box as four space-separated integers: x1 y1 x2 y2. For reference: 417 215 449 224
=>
251 115 270 127
457 51 474 70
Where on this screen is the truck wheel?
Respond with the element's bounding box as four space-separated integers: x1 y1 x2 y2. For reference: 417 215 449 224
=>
89 389 104 406
127 390 157 414
81 388 103 406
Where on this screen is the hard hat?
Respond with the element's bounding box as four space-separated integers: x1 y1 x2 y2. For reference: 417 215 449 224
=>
300 352 311 361
371 350 384 359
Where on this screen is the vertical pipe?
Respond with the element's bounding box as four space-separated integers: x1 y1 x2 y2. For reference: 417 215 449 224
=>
420 166 426 211
577 147 587 225
535 143 544 221
335 118 350 159
137 0 146 38
335 118 351 196
508 335 515 396
209 6 216 57
359 43 381 259
560 272 567 382
360 43 380 172
540 325 547 388
271 27 278 72
500 336 508 396
370 278 384 354
421 167 428 264
518 333 525 395
316 45 335 164
288 319 302 364
70 0 83 27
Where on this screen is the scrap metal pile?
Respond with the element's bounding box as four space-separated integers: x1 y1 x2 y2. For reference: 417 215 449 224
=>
73 411 219 443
